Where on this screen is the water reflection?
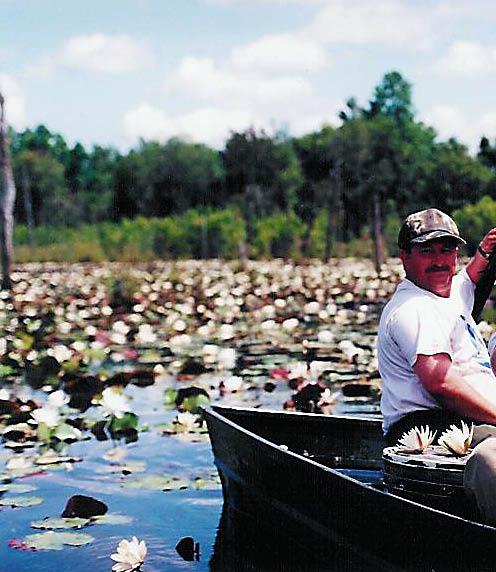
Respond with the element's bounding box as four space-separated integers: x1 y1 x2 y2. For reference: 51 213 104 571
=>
210 503 405 572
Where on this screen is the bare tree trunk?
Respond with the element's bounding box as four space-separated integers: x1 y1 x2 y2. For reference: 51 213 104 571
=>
372 190 385 273
0 92 16 290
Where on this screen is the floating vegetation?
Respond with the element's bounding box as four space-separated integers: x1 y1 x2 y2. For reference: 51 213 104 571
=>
0 495 44 507
0 259 411 568
23 531 94 550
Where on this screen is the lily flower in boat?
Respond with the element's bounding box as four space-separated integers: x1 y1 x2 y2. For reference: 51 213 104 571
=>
398 425 436 452
438 421 474 456
110 536 147 572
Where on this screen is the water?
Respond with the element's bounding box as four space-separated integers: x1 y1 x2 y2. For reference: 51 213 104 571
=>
0 259 392 570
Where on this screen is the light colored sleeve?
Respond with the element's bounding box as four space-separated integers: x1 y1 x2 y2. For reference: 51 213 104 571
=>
389 302 453 367
454 268 475 313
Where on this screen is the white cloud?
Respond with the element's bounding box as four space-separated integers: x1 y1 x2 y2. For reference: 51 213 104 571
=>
304 0 427 47
436 41 496 76
231 33 327 72
0 75 27 127
168 56 313 107
422 105 492 154
123 104 254 148
60 34 152 73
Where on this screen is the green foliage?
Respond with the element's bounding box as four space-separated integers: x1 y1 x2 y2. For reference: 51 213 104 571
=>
181 394 210 414
453 195 496 254
7 71 496 261
253 211 306 258
107 413 139 439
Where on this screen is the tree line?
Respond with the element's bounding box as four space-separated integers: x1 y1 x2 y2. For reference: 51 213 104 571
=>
9 71 496 263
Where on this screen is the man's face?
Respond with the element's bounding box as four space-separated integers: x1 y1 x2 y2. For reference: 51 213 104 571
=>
400 238 459 297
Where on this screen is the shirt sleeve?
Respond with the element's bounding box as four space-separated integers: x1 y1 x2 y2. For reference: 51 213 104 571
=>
389 301 453 367
453 268 475 314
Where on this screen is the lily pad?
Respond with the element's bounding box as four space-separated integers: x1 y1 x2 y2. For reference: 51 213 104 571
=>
192 476 222 490
0 495 44 507
52 423 82 442
35 452 81 465
121 474 189 491
92 513 133 525
30 517 90 530
23 531 93 550
0 483 37 493
104 461 146 475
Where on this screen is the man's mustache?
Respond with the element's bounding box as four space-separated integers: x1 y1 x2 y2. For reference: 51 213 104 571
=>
426 265 451 273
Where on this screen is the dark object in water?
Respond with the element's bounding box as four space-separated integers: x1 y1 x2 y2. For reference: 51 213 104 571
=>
175 536 200 561
179 358 208 376
175 386 210 408
61 495 108 518
341 381 380 399
204 405 496 572
289 382 326 413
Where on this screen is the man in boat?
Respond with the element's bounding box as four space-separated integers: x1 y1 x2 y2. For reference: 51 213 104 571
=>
377 208 496 522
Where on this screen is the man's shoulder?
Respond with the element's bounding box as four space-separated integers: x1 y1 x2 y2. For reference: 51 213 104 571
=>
382 281 431 319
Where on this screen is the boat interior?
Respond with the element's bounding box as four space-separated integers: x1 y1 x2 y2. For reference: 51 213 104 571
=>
210 405 479 519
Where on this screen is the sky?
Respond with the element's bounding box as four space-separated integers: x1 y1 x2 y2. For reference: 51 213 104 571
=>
1 0 496 154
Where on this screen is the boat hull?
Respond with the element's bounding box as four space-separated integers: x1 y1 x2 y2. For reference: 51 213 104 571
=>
205 405 496 571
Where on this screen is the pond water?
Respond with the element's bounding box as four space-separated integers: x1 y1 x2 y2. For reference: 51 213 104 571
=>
0 260 404 570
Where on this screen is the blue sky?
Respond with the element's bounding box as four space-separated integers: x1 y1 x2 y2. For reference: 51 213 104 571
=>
1 0 496 153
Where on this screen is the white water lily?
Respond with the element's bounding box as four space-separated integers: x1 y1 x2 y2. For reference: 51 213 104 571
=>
398 425 436 452
175 411 198 431
135 324 156 345
48 344 73 363
218 347 236 370
317 330 334 344
111 332 127 345
173 319 187 332
282 318 299 331
304 301 320 315
288 361 308 380
31 406 61 428
110 536 147 572
309 361 328 379
47 389 69 409
439 421 474 455
221 375 244 392
112 320 130 335
99 387 132 419
219 323 234 340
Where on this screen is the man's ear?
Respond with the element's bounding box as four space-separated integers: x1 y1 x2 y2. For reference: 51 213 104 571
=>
399 249 409 265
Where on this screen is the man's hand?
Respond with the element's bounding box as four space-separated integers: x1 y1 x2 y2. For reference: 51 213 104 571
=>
467 227 496 285
414 353 496 424
479 228 496 258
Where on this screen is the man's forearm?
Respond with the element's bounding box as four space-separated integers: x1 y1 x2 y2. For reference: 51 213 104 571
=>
433 370 496 425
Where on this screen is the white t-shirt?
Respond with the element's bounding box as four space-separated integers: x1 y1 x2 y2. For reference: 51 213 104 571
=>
378 269 496 433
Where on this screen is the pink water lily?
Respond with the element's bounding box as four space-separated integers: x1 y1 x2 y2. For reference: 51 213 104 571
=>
398 425 436 452
439 421 474 455
110 536 147 572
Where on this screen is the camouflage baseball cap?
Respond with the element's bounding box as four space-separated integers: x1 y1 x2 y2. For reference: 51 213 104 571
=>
398 208 466 250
